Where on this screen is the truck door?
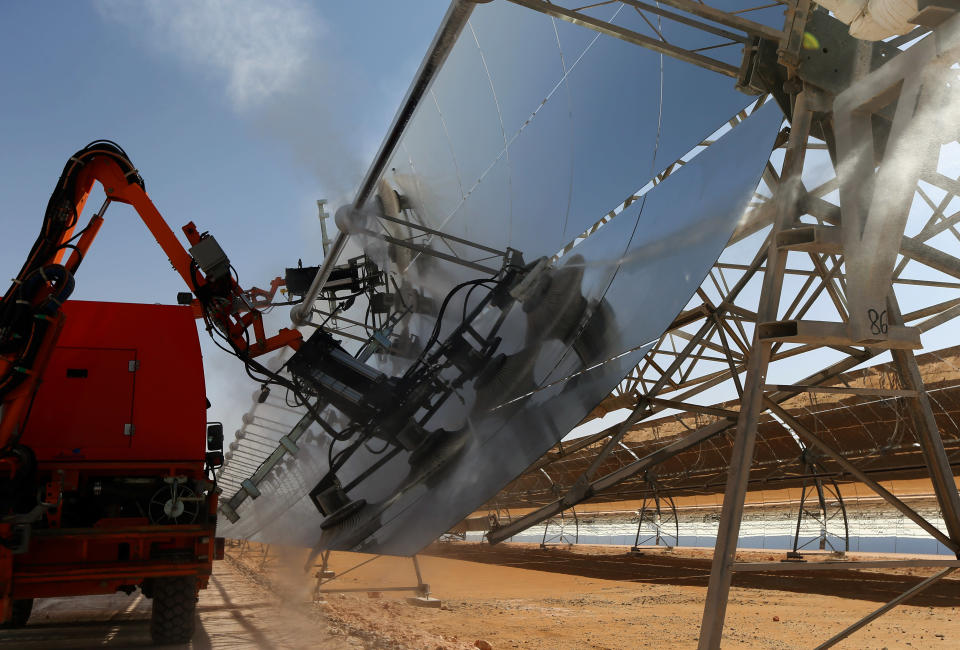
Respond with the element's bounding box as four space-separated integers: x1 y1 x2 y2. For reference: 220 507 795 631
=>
21 347 137 459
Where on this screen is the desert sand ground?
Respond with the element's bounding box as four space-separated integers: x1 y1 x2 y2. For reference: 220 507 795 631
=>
237 540 960 649
1 541 957 648
0 553 362 649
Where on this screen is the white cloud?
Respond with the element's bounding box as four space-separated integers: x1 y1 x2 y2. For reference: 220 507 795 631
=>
96 0 365 206
96 0 323 111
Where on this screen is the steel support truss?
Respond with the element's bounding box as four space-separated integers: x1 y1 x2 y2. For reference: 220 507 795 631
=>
505 0 803 84
632 489 680 550
789 451 849 557
481 5 960 648
311 551 440 608
541 507 580 547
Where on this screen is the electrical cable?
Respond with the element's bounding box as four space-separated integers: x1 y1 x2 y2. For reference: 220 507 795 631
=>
405 276 501 378
320 273 507 476
462 280 497 321
363 436 391 454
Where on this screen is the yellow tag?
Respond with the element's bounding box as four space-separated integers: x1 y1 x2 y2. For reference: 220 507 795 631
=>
802 32 820 51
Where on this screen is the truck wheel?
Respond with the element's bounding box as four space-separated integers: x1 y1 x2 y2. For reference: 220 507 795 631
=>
0 598 33 628
149 577 196 645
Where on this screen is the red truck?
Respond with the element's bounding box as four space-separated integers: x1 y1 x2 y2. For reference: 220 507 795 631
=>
0 141 303 643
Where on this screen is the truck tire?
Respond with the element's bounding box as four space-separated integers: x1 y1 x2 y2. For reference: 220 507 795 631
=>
149 576 196 645
0 598 33 628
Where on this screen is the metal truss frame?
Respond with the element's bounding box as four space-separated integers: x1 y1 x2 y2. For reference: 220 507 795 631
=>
505 0 802 82
541 507 580 547
311 552 436 605
482 3 960 648
789 457 849 556
632 490 680 550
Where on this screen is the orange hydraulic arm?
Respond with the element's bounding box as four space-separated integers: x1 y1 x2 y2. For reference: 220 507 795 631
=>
63 154 302 356
0 141 303 467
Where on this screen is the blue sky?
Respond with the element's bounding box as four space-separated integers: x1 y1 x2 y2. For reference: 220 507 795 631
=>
0 0 449 433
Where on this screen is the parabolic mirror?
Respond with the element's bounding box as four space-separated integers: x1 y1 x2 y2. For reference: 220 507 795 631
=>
217 0 782 556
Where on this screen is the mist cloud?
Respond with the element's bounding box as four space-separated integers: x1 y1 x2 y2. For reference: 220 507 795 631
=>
96 0 367 209
96 0 322 111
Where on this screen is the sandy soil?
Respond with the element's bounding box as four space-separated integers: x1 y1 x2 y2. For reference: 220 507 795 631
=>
236 541 960 650
6 541 955 649
0 554 361 649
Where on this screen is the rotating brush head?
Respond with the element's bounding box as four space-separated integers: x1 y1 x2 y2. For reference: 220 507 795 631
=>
571 297 617 366
319 498 368 531
406 427 471 470
318 506 383 552
523 255 588 344
473 345 540 413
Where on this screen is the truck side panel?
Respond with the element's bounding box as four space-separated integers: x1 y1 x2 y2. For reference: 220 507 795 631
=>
21 301 207 462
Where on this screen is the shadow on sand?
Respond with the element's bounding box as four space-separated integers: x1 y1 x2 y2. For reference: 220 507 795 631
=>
426 543 960 608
